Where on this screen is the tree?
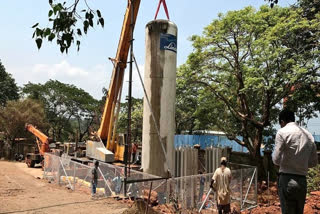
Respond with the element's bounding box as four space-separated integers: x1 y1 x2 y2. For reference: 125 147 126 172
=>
175 65 199 134
32 0 104 53
0 99 48 158
298 0 320 20
32 0 291 53
23 80 99 141
117 97 143 142
180 5 320 178
280 0 320 124
0 60 19 106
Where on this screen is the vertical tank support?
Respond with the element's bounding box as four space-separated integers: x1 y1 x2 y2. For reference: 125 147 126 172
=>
142 20 177 177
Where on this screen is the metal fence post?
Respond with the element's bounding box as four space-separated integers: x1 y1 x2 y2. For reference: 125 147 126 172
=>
59 157 73 190
73 163 76 191
255 167 258 206
240 168 243 210
98 167 113 195
145 182 153 214
243 168 256 207
58 159 61 185
198 188 212 213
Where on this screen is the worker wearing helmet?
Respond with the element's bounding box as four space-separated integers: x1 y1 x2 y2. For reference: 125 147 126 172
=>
91 160 99 198
210 157 232 214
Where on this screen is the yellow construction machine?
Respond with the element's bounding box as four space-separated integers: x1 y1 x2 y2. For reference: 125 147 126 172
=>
86 0 141 162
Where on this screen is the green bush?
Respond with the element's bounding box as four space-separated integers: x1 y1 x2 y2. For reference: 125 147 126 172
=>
307 164 320 193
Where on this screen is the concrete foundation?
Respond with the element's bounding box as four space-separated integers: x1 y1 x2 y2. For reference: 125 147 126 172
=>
142 20 177 177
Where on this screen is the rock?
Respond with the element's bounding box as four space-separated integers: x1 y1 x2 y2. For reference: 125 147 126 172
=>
310 191 320 197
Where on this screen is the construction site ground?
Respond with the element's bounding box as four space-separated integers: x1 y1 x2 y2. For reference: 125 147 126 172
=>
1 160 319 214
243 182 320 214
0 161 129 214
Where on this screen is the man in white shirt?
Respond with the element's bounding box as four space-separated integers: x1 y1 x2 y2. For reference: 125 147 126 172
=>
210 157 232 214
272 109 318 214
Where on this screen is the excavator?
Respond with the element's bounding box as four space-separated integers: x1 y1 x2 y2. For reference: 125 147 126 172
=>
86 0 141 162
25 124 52 168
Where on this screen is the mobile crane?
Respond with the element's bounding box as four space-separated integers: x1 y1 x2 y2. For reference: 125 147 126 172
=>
25 124 52 168
86 0 141 162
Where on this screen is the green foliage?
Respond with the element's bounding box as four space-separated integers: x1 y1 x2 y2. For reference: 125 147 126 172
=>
0 60 19 106
22 80 99 141
307 164 320 193
284 0 320 122
0 99 48 142
32 0 104 53
297 0 320 20
117 98 143 142
175 65 199 134
178 5 320 177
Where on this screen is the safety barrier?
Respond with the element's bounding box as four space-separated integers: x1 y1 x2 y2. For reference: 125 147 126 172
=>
43 153 257 212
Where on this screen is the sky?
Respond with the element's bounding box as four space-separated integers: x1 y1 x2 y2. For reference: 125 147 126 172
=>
1 0 319 134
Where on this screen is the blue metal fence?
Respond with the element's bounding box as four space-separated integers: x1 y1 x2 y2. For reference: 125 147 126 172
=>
174 134 320 153
174 135 247 152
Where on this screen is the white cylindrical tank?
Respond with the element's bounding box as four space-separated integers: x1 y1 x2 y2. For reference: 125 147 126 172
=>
142 20 177 177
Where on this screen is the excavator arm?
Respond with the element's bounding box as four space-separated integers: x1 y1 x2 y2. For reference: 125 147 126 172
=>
98 0 141 152
25 124 50 156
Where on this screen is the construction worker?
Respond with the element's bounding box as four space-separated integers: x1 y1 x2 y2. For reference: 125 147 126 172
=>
273 109 318 214
131 142 137 163
91 160 99 198
210 157 232 214
112 169 123 195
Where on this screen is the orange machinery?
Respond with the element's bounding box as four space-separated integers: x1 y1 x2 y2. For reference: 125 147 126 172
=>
86 0 141 162
25 124 51 167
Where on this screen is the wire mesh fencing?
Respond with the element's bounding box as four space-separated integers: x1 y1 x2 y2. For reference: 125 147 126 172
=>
43 153 161 197
129 165 257 212
43 153 257 212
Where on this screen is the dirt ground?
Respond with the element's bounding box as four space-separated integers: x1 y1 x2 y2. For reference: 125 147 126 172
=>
0 161 129 214
243 182 320 214
1 160 319 214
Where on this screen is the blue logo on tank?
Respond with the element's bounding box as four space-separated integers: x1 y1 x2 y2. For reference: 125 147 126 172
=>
160 33 177 53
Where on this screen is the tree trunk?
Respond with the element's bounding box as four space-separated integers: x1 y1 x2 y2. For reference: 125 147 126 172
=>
252 148 266 181
251 128 266 180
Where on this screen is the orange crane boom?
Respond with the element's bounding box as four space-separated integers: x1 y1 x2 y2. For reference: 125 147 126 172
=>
97 0 141 153
25 124 50 156
25 124 51 167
